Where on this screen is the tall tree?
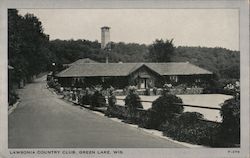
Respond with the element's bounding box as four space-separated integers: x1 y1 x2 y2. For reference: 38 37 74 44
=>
148 39 175 62
8 9 51 83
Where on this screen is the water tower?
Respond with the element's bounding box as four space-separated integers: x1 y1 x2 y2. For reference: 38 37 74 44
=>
101 26 110 49
101 26 111 63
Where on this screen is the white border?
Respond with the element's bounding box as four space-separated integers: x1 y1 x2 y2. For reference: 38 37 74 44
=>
0 0 249 158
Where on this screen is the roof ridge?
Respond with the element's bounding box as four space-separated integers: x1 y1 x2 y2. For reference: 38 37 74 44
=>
127 63 144 75
57 64 75 76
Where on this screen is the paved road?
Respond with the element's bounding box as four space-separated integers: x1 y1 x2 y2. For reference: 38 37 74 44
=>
8 76 186 148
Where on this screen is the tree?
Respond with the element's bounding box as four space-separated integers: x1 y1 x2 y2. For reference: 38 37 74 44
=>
148 39 175 62
172 46 240 79
8 9 51 82
21 13 51 77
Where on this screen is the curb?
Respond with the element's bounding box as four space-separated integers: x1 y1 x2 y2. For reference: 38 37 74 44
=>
90 110 204 148
63 98 204 148
62 98 108 114
47 87 57 95
54 88 204 148
8 100 20 115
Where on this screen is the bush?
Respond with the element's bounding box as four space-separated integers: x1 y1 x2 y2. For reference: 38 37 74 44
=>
8 90 19 106
80 88 92 105
106 89 117 117
216 97 240 147
145 93 183 129
153 87 157 95
91 90 106 108
162 112 219 146
203 79 239 95
145 88 151 96
124 86 143 121
47 80 55 88
124 87 143 109
160 97 240 147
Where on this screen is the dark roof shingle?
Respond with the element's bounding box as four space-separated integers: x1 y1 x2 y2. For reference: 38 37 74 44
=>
146 62 212 75
56 62 212 77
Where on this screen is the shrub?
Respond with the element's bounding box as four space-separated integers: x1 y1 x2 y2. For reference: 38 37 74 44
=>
153 87 157 95
91 89 106 108
203 79 239 95
145 88 151 96
178 112 203 124
8 90 19 106
216 97 240 147
80 88 92 105
124 86 143 121
145 93 183 129
162 112 219 146
124 87 143 109
106 88 117 117
47 80 56 88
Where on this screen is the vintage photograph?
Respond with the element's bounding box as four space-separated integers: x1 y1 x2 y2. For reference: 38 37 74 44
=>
7 8 241 150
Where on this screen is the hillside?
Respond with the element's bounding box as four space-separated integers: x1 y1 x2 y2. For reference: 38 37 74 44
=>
172 46 240 79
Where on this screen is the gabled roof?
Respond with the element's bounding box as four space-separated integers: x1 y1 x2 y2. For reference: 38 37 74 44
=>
57 63 142 77
145 62 212 75
56 62 212 78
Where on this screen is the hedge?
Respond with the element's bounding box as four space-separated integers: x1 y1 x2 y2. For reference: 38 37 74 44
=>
216 97 240 147
162 112 219 146
144 94 183 129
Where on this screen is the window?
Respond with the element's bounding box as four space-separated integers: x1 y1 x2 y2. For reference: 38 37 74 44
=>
195 78 201 83
170 76 178 82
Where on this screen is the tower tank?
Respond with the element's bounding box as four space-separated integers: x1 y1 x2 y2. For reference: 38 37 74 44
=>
101 26 110 49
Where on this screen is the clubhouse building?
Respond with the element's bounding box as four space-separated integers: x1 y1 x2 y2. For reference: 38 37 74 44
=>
56 58 213 89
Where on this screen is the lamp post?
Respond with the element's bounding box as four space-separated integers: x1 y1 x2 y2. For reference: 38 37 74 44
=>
52 62 56 76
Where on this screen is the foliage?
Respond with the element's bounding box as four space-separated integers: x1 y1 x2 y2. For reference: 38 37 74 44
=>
8 90 19 106
203 78 240 95
108 94 116 108
47 79 61 93
106 89 117 117
146 94 183 129
91 89 106 108
124 87 143 122
8 9 51 85
217 97 240 147
162 112 219 146
49 39 103 65
49 39 239 80
48 40 148 66
145 88 151 96
8 8 51 106
147 39 175 62
161 99 240 147
125 89 143 109
109 42 148 62
80 88 92 105
172 46 240 79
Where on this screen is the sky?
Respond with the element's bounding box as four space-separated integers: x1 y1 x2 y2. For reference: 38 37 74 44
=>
18 9 239 51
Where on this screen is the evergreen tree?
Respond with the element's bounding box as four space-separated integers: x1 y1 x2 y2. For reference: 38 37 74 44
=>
148 39 175 62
